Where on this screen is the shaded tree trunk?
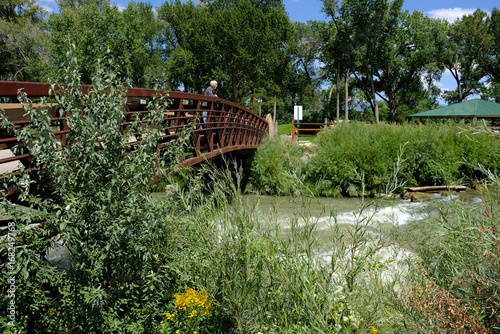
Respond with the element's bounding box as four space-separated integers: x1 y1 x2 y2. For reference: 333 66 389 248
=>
336 66 340 122
345 68 350 122
273 94 277 135
328 83 334 121
371 74 379 124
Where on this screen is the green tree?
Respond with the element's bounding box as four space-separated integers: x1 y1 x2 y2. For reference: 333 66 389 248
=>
443 9 491 103
321 0 361 122
289 21 323 110
350 0 403 124
49 1 159 86
157 0 214 92
313 19 341 121
159 0 293 103
204 0 293 103
0 0 51 81
480 7 500 102
56 0 107 10
375 11 442 121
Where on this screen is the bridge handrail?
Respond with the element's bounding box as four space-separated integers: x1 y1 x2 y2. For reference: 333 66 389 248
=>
0 81 269 176
0 81 263 118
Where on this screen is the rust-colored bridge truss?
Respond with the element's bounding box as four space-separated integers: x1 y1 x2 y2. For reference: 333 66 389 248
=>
0 81 269 176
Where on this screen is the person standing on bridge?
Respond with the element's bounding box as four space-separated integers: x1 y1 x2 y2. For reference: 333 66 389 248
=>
205 80 218 98
202 80 218 127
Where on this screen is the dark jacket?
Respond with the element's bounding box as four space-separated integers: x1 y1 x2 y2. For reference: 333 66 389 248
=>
204 86 216 97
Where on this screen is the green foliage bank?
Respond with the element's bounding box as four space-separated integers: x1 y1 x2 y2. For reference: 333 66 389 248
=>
250 124 500 197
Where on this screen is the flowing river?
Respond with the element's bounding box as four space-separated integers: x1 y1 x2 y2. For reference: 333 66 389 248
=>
241 190 483 226
44 189 484 269
238 190 484 251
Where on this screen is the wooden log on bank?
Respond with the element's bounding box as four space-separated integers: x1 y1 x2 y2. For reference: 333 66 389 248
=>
405 185 469 192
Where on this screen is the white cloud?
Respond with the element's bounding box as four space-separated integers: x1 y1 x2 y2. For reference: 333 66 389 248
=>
114 3 126 12
437 68 455 92
40 4 55 13
37 0 56 13
425 8 485 22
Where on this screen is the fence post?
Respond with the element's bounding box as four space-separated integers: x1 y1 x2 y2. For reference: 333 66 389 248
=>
292 119 295 141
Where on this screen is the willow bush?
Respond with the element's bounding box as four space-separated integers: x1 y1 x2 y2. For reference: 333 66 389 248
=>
250 123 500 197
249 136 305 195
0 53 181 333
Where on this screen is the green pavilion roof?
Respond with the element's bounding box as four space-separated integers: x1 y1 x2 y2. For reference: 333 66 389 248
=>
409 99 500 118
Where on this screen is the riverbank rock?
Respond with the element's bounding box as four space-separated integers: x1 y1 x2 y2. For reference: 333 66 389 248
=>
402 192 413 200
375 193 397 199
299 142 318 148
410 192 431 202
266 114 274 137
300 151 315 162
279 134 292 141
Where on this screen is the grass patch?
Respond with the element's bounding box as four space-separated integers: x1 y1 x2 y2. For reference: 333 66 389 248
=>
277 123 292 136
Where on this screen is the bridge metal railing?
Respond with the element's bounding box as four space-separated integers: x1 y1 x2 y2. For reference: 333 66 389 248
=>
0 81 269 177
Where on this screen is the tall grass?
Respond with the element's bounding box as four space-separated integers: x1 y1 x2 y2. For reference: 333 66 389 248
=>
164 162 500 333
155 163 413 333
393 169 500 333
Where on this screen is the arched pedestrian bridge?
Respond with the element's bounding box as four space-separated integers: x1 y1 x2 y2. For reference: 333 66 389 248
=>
0 81 269 177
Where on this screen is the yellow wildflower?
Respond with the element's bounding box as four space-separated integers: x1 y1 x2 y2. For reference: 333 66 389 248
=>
369 326 380 334
173 287 214 315
163 312 175 320
188 310 198 318
49 308 57 315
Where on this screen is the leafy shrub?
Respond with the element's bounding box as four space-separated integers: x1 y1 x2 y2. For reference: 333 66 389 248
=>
302 108 325 123
306 123 500 196
0 53 180 333
249 136 305 195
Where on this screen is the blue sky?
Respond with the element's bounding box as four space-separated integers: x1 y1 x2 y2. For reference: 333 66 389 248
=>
37 0 496 24
37 0 496 98
283 0 493 23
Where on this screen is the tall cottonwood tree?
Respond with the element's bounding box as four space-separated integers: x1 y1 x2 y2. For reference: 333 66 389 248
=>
375 11 444 121
289 21 323 110
312 19 340 121
486 8 500 83
158 0 293 104
322 0 361 122
350 0 403 124
443 9 491 103
480 7 500 102
205 0 292 103
157 0 214 92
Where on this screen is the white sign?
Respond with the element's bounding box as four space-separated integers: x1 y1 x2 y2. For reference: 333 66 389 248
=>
294 105 303 121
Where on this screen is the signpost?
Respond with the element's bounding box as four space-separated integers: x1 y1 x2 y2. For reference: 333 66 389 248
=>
293 106 302 141
294 105 303 122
